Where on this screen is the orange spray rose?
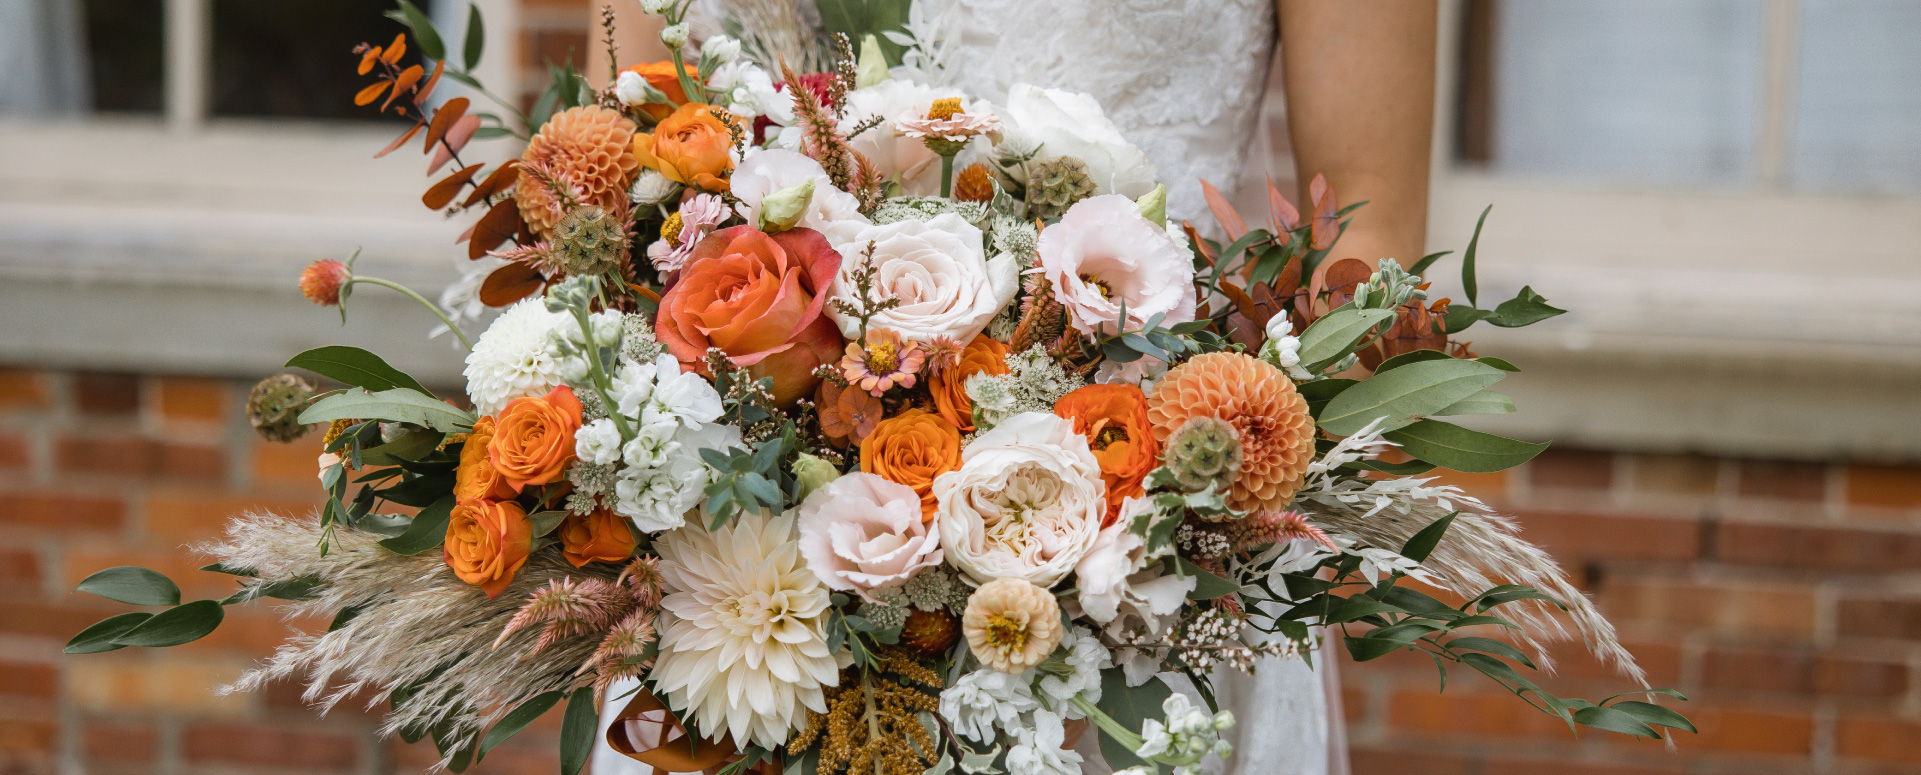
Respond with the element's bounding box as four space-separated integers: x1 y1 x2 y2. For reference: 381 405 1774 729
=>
619 61 699 120
445 499 532 598
633 102 740 192
487 385 583 492
558 508 638 567
1054 384 1159 525
455 415 516 502
931 335 1010 432
654 225 845 405
860 409 962 521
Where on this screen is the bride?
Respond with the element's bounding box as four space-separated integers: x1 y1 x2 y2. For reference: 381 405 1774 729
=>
586 2 1438 772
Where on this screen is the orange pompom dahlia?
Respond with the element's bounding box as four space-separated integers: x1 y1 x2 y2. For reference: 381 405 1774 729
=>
515 106 640 239
1146 352 1315 512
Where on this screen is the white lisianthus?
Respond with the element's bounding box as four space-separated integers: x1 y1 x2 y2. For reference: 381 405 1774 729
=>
998 84 1158 198
575 418 622 466
463 298 572 415
1074 497 1196 638
1037 194 1198 337
730 150 870 241
938 667 1040 743
825 213 1017 344
1006 710 1084 775
934 412 1106 587
839 79 977 195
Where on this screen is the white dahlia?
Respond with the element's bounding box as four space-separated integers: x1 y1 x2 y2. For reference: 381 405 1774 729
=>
462 298 571 415
651 511 839 749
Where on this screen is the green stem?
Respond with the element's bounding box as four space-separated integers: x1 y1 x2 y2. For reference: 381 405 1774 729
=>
350 276 473 351
568 306 634 442
939 152 956 198
668 50 702 109
1070 696 1143 753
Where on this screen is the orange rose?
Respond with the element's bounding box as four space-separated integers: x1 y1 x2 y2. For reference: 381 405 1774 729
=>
445 498 532 598
860 409 962 521
619 61 699 121
931 335 1010 432
655 225 845 405
488 385 583 492
1054 384 1158 526
633 102 739 192
558 508 638 567
456 415 515 502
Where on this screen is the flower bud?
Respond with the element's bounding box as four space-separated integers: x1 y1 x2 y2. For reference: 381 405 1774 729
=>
638 0 670 14
856 34 891 88
700 34 740 66
756 179 815 233
1135 184 1167 228
790 452 840 502
659 23 689 49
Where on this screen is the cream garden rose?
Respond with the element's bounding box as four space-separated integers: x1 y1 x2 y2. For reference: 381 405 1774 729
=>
933 412 1106 587
1037 194 1197 337
826 213 1018 344
795 472 943 598
998 84 1157 198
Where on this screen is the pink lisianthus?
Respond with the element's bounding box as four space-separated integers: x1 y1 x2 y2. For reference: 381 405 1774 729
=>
645 193 729 273
1035 194 1197 337
795 472 943 599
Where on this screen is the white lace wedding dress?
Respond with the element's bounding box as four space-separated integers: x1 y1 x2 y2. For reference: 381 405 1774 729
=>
594 2 1343 773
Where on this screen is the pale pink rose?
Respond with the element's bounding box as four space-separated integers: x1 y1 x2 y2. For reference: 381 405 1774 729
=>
795 472 943 597
1035 194 1197 337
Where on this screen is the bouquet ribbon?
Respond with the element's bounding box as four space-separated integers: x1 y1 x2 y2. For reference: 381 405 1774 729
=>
605 690 738 773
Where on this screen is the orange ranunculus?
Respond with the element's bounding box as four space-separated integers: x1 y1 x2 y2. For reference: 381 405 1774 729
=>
488 385 583 492
655 225 845 406
619 61 699 121
1055 384 1159 526
445 498 532 598
930 335 1010 432
860 409 962 522
558 508 638 567
456 415 516 502
633 102 739 192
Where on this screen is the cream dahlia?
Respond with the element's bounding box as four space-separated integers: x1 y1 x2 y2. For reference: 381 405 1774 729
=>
650 511 838 749
1146 352 1316 512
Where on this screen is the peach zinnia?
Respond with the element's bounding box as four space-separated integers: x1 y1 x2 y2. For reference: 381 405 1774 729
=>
962 577 1062 673
1146 352 1315 512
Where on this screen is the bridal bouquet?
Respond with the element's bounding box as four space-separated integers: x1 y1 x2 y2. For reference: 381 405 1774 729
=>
65 2 1692 773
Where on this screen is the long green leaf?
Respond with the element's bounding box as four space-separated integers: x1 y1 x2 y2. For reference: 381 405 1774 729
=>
560 687 599 775
1433 389 1515 417
1095 670 1170 770
285 346 434 396
1296 305 1396 371
1447 636 1537 670
1384 420 1547 473
65 612 152 654
1571 705 1660 739
379 495 457 555
76 566 180 606
299 388 474 433
1175 558 1238 600
1485 286 1566 328
462 3 485 70
111 599 224 647
1608 701 1697 733
1317 359 1505 436
1462 204 1491 307
1399 512 1457 563
388 0 446 61
480 691 562 755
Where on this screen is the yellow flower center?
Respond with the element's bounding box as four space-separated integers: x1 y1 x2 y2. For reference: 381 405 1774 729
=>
660 212 685 247
1090 418 1129 451
1080 273 1113 301
927 97 964 121
984 613 1028 652
866 342 899 373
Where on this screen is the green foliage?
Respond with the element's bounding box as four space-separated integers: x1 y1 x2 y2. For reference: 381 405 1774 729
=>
77 566 181 607
284 345 435 396
701 435 792 528
823 593 900 670
378 495 457 555
560 687 599 775
385 0 445 61
815 0 912 64
481 691 563 756
111 600 225 648
1315 358 1506 436
300 387 476 433
1094 669 1172 770
1094 309 1214 364
1461 204 1490 307
1295 305 1396 373
1382 420 1548 473
463 3 485 70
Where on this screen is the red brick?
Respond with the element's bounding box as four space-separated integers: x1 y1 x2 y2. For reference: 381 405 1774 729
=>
154 441 227 481
253 427 327 485
1847 464 1921 510
1426 467 1510 498
1511 509 1700 565
1602 575 1816 637
1348 748 1476 775
1815 653 1909 697
1529 448 1615 490
1836 596 1921 641
183 722 361 770
1685 705 1811 756
0 719 54 758
1736 459 1828 501
1386 688 1573 739
1837 715 1921 764
0 432 29 471
0 492 124 532
55 435 154 477
145 489 320 541
74 372 141 416
1485 757 1685 775
1716 521 1921 573
0 600 121 640
157 377 227 422
1630 453 1720 497
0 369 50 411
0 662 55 700
524 30 591 72
82 721 156 762
0 548 40 584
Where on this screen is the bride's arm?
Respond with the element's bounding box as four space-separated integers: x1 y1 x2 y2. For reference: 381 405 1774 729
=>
1277 0 1438 267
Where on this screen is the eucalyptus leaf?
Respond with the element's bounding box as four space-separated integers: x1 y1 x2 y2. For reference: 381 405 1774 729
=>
64 612 152 654
462 3 485 70
1571 705 1659 739
76 566 180 607
1317 359 1505 436
1433 389 1515 417
1608 701 1697 733
300 388 475 433
357 429 445 466
1383 420 1548 473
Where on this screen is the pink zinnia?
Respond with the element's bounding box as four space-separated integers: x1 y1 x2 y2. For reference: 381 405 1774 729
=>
839 328 926 396
645 193 729 273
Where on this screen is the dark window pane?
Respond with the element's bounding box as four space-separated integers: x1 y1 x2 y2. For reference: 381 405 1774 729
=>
84 0 164 114
210 0 406 119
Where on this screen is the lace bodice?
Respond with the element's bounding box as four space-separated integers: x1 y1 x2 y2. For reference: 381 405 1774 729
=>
947 0 1277 223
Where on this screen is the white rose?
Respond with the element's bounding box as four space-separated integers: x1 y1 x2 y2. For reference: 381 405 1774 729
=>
730 150 870 241
1037 194 1197 336
839 79 979 196
934 412 1106 587
795 472 943 598
826 213 1017 344
1074 497 1195 638
998 84 1157 198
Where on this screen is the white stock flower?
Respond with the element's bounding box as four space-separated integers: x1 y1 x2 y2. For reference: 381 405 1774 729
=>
1037 194 1197 337
463 298 571 415
730 150 869 240
933 412 1106 587
839 79 977 195
998 84 1157 198
644 354 724 429
1036 626 1111 718
575 418 622 465
613 422 741 531
938 666 1039 743
825 213 1017 344
1006 710 1084 775
708 62 782 120
1073 498 1195 638
619 421 678 469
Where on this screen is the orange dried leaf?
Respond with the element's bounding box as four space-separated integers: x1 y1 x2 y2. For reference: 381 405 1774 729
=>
413 59 444 106
1181 220 1217 263
354 80 391 107
479 263 545 306
423 97 470 154
428 114 481 175
628 284 662 305
1309 173 1339 250
383 64 425 111
381 33 407 64
1199 179 1246 241
1266 175 1300 234
375 121 425 159
469 199 523 259
423 164 484 210
358 47 382 75
460 161 521 209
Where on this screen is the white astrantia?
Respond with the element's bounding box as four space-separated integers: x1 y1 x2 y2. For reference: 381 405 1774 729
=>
1006 709 1084 775
934 411 1106 587
825 213 1018 344
729 150 870 243
1036 626 1110 719
651 511 838 750
574 418 622 466
463 298 572 415
1073 498 1195 639
997 84 1157 198
938 667 1040 743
